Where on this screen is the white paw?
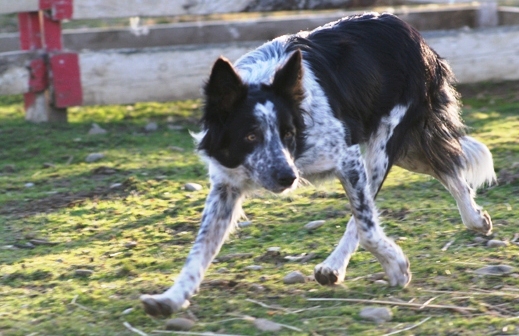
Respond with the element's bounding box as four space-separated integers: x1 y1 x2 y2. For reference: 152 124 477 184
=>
372 243 411 287
314 263 345 286
464 209 493 236
140 293 189 317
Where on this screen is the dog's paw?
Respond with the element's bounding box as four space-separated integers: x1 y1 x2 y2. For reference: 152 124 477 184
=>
374 247 411 287
466 210 493 236
314 263 345 286
140 294 189 317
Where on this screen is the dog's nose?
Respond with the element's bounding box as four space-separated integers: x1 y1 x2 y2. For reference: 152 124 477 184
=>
275 169 297 187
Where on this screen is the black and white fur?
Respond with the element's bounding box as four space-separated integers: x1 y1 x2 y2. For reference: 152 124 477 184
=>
140 13 495 316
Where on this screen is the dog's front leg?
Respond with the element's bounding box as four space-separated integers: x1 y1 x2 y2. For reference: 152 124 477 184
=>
140 183 243 317
336 145 411 287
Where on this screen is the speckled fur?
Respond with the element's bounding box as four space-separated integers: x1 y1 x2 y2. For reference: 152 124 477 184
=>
140 13 495 317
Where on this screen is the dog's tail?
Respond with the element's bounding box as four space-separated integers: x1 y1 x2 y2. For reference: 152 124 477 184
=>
460 135 496 189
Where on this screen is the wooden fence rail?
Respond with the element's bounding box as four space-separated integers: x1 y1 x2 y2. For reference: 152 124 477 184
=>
0 0 518 122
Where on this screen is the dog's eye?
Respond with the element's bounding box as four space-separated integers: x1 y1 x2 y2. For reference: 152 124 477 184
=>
284 131 294 139
245 133 257 142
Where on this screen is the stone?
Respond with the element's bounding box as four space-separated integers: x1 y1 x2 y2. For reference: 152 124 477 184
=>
144 121 158 132
267 246 281 252
359 307 393 323
24 183 35 188
167 125 184 131
487 240 509 248
244 265 263 271
283 270 306 284
374 279 388 285
368 272 386 281
473 237 488 244
168 146 184 152
238 221 252 228
250 284 265 292
3 164 15 173
124 241 137 249
88 123 107 135
74 269 94 277
184 183 202 191
253 318 282 332
165 318 195 331
304 220 326 231
85 153 104 163
474 265 514 276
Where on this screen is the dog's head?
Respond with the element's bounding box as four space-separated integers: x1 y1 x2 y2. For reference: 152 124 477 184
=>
198 50 305 193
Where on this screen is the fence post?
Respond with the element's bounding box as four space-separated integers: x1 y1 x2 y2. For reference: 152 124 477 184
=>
17 0 80 123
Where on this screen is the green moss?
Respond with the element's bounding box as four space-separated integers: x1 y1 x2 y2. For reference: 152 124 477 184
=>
1 83 518 335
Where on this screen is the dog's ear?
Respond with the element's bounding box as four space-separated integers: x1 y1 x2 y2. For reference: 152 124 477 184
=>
272 50 304 102
204 57 247 119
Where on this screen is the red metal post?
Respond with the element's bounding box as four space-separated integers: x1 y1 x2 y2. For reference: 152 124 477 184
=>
18 0 80 121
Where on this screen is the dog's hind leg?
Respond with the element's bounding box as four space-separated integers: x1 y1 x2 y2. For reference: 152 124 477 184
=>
314 105 407 286
140 183 244 317
313 144 390 285
334 145 411 286
396 136 495 235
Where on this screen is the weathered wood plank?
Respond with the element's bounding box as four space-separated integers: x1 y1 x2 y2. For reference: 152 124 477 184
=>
71 0 261 19
0 0 39 15
499 6 519 26
71 0 408 20
77 25 519 105
0 5 480 53
0 51 39 95
79 42 262 105
424 26 519 83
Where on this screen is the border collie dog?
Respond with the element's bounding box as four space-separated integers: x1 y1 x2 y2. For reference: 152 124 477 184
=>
141 12 495 316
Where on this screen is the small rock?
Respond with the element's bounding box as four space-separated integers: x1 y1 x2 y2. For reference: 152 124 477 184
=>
259 275 269 282
42 162 55 168
216 267 229 273
368 272 386 281
3 164 15 173
250 284 265 292
88 123 107 135
85 153 104 163
474 237 488 244
253 318 282 332
24 183 35 188
238 221 252 228
218 253 253 262
168 146 184 152
165 318 195 331
124 241 137 249
14 242 35 249
74 269 94 277
374 279 388 285
300 252 317 263
304 220 326 231
144 121 158 132
29 239 58 246
167 125 184 131
121 307 134 315
283 270 306 284
487 240 509 248
359 307 393 323
267 246 281 252
244 265 263 271
184 183 202 191
474 265 514 276
110 183 123 189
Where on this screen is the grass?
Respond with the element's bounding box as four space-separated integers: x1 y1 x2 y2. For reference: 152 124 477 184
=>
0 82 518 336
